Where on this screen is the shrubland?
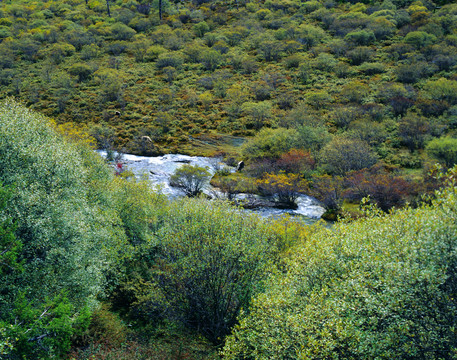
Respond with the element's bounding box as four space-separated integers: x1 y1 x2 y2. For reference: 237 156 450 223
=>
0 100 308 358
2 0 457 356
223 173 457 359
2 0 457 214
1 99 457 358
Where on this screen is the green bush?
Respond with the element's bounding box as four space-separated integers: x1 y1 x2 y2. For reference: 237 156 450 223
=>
150 198 283 344
0 100 128 357
110 22 136 41
242 127 299 161
345 29 376 45
0 182 21 276
169 164 211 197
193 21 210 38
223 179 457 359
424 78 457 105
200 49 224 71
68 62 93 82
404 30 437 49
155 52 184 69
426 137 457 168
318 136 378 175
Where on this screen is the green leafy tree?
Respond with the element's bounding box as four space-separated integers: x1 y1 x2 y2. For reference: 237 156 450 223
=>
225 83 251 118
3 292 91 359
150 198 282 344
110 23 136 40
169 164 211 197
318 137 378 175
193 21 210 38
345 29 376 46
258 40 284 62
129 36 152 62
306 90 333 109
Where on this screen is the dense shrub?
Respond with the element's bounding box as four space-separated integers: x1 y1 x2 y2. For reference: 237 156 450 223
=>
0 100 128 358
149 198 285 344
242 128 299 161
344 166 412 211
318 136 378 175
426 136 457 168
345 29 376 46
223 178 457 359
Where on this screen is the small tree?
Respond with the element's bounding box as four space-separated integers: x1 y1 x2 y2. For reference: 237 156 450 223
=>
257 173 308 208
169 164 211 197
318 137 377 175
68 63 93 82
309 174 345 211
426 137 457 168
151 199 281 344
212 176 239 200
242 101 273 130
398 113 431 151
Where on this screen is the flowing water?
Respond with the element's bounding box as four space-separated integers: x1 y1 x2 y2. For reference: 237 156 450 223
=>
97 151 326 224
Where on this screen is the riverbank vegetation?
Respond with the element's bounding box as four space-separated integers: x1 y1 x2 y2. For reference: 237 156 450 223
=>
0 99 309 358
2 100 457 359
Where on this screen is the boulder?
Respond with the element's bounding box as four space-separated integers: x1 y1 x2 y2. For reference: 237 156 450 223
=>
236 160 245 172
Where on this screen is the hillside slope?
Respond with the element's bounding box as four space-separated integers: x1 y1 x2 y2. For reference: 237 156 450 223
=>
0 0 456 159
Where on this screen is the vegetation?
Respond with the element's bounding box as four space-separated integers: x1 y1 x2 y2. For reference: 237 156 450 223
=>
1 0 457 213
169 163 211 196
223 175 457 359
0 100 306 358
3 100 457 359
0 99 129 358
2 0 457 356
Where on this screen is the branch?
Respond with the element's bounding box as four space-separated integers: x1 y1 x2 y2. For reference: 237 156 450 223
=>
24 307 51 334
27 333 50 342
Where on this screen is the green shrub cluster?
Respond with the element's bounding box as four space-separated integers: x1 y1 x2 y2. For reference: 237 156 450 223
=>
223 179 457 359
0 100 162 358
0 101 310 358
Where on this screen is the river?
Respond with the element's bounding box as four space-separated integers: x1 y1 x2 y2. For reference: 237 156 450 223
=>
97 151 326 224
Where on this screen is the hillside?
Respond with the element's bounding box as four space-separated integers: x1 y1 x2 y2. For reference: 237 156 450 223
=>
0 0 456 157
2 1 457 356
2 0 457 217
